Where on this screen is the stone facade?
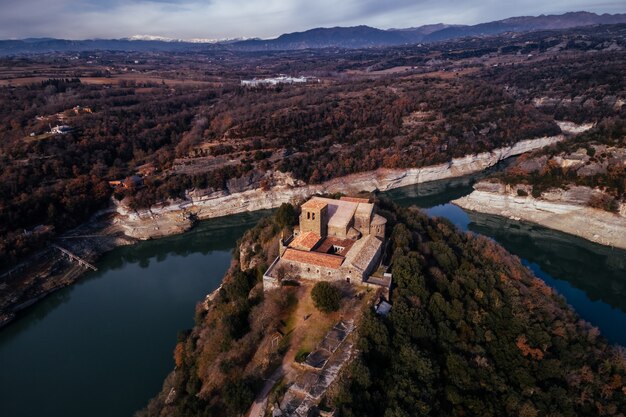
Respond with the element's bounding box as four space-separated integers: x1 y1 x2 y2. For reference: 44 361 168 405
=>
264 196 388 290
300 199 328 237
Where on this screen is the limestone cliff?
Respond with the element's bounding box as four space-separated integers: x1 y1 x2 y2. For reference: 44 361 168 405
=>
116 135 565 239
453 181 626 249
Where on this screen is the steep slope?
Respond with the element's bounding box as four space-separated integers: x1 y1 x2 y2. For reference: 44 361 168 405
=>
333 202 626 416
454 119 626 248
139 202 626 417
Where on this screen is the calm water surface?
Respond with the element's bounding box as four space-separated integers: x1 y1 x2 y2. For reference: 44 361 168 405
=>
383 176 626 345
1 172 625 417
0 211 269 417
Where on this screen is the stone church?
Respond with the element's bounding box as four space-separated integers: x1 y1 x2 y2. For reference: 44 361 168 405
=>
263 196 390 290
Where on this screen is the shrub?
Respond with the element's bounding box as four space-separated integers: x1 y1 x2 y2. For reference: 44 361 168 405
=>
531 187 542 198
222 378 254 415
275 203 298 229
517 189 528 197
588 193 620 212
311 282 342 313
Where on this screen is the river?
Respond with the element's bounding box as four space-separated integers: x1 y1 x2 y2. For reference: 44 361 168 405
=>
1 176 625 417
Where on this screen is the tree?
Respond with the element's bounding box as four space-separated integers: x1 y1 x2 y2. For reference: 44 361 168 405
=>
275 203 298 229
311 281 342 313
222 378 254 416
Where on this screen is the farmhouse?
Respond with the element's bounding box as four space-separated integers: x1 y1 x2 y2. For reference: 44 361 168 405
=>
263 196 390 290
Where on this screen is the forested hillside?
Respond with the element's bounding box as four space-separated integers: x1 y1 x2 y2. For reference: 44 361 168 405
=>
490 118 626 210
139 201 626 417
334 201 626 416
1 25 625 267
0 73 558 266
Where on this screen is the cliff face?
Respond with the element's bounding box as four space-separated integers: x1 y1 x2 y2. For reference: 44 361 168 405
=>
117 135 564 239
453 181 626 249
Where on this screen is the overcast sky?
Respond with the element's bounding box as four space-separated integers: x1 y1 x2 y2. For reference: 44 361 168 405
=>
1 0 625 40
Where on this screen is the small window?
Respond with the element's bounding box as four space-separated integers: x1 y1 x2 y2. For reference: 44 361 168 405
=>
312 213 316 220
307 267 310 272
307 212 311 220
328 272 331 276
316 269 320 273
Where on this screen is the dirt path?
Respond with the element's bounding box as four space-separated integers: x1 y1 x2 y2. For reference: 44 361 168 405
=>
248 362 291 417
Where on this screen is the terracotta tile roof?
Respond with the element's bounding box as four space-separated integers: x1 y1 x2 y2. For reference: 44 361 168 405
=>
301 198 328 210
289 231 321 251
282 248 344 269
340 196 370 203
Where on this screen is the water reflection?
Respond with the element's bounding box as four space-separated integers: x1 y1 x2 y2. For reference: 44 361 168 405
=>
468 212 626 313
0 210 271 417
383 175 626 346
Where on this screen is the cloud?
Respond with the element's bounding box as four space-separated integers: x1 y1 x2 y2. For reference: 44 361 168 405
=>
0 0 624 39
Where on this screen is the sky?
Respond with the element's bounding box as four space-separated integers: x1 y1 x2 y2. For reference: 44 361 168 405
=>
0 0 625 40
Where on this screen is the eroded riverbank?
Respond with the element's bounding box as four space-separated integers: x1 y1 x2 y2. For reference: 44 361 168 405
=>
1 165 625 417
1 135 564 326
453 182 626 249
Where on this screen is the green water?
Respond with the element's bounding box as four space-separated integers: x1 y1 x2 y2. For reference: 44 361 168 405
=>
1 172 625 417
0 211 269 417
383 177 626 345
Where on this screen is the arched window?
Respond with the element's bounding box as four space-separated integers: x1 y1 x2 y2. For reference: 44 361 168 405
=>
312 213 316 220
307 212 311 220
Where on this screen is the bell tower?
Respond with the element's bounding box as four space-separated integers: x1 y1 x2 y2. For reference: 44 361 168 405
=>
299 199 328 237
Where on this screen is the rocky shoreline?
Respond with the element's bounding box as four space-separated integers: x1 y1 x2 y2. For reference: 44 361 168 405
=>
0 213 136 328
453 181 626 249
0 134 565 327
117 135 565 240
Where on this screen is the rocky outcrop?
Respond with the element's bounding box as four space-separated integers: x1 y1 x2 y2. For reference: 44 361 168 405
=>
113 202 195 240
117 135 565 239
555 121 595 135
453 182 626 249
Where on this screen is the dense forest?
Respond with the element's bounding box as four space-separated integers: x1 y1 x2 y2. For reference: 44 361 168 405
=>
0 72 558 266
0 78 223 265
491 118 626 209
333 200 626 416
1 25 625 267
139 201 626 417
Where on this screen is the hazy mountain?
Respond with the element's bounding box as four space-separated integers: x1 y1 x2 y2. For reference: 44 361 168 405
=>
0 38 221 55
1 11 625 55
229 26 408 51
222 11 626 50
424 11 626 41
390 23 467 42
126 35 248 44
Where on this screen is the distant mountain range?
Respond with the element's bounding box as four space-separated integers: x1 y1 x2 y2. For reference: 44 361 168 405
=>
1 11 625 55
